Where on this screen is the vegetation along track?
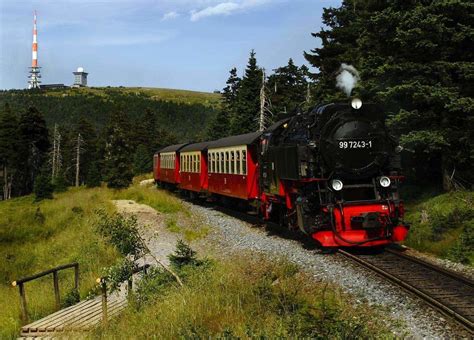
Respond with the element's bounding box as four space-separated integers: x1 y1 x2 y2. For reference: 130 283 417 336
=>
338 248 474 333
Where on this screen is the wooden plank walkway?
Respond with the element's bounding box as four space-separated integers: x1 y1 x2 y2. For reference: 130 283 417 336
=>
20 294 126 337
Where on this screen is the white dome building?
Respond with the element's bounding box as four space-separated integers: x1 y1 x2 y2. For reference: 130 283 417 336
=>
73 67 88 87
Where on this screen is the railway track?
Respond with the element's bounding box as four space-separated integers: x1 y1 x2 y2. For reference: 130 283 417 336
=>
338 248 474 333
186 197 474 333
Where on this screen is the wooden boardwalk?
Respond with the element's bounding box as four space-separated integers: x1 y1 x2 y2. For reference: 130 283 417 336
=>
20 294 126 337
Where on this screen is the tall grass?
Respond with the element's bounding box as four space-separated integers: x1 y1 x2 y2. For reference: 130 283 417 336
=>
0 187 121 339
114 185 183 214
404 190 474 264
95 255 395 339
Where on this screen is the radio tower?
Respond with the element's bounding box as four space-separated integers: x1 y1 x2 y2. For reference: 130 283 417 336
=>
28 11 41 89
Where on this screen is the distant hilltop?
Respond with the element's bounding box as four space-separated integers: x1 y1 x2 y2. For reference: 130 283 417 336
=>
0 86 222 142
2 86 222 108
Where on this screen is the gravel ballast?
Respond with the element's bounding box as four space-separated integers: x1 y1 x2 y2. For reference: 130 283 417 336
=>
184 201 471 339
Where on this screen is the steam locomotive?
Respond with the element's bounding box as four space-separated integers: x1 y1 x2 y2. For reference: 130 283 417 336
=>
154 99 409 247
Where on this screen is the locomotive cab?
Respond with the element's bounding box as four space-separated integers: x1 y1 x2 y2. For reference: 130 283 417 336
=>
260 99 409 247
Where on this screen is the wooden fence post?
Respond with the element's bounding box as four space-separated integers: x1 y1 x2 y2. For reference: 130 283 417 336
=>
53 271 60 310
74 264 79 291
101 279 108 327
18 283 28 324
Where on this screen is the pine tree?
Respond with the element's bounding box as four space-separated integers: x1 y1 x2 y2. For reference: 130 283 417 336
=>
231 50 263 134
206 68 241 140
34 166 54 201
86 161 102 188
358 1 474 189
303 0 363 101
104 111 134 189
75 118 99 185
133 144 152 175
267 59 309 120
0 103 19 200
17 106 50 195
304 0 474 189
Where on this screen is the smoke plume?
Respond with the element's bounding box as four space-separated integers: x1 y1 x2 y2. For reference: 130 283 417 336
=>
336 63 360 96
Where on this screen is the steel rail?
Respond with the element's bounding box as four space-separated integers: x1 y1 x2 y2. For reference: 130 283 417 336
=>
338 249 474 333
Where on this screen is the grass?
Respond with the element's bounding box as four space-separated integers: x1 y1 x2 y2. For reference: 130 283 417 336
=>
0 178 189 339
114 178 182 214
404 190 474 265
0 187 121 339
42 86 222 108
165 216 210 242
94 254 396 339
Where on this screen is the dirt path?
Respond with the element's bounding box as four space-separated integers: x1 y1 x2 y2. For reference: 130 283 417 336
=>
112 200 179 266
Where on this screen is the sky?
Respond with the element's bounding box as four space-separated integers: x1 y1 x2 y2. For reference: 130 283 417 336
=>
0 0 341 92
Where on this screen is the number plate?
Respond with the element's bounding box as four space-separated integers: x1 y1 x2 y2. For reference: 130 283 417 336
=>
338 140 373 149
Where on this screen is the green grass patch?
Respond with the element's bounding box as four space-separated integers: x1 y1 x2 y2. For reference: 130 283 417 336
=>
95 254 395 339
42 86 221 108
0 187 122 339
114 185 183 214
404 190 474 265
166 218 181 233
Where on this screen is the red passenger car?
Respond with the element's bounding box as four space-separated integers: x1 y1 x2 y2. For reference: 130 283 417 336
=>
155 143 189 186
178 142 210 193
207 132 261 200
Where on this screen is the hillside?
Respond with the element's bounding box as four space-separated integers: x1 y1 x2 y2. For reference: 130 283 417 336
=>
404 191 474 265
0 87 221 142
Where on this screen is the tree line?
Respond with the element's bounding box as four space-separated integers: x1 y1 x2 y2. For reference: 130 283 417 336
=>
206 0 473 191
0 104 178 199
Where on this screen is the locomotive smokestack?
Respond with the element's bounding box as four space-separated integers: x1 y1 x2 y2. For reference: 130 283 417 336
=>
336 63 359 96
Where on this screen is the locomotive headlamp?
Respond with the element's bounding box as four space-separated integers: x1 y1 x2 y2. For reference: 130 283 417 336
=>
331 179 344 191
351 98 363 109
379 176 391 188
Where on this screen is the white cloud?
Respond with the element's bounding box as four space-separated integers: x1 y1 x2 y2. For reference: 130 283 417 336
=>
190 2 239 21
162 11 179 21
189 0 274 22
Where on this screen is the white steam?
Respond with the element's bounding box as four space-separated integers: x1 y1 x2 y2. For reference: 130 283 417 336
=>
336 63 360 96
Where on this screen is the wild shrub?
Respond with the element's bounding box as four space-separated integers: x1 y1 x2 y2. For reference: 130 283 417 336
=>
130 267 175 309
448 221 474 265
33 172 54 201
430 205 474 241
103 258 136 292
168 240 203 269
94 209 148 258
62 288 80 308
53 174 68 193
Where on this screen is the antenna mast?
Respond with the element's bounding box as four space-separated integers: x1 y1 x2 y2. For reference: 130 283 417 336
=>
28 11 41 89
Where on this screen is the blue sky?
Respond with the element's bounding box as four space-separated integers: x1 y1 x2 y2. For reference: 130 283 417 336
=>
0 0 341 91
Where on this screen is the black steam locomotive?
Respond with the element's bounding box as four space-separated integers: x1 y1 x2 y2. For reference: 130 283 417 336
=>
260 99 408 247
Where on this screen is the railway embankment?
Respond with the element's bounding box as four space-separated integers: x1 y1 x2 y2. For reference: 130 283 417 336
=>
181 197 470 338
404 190 474 267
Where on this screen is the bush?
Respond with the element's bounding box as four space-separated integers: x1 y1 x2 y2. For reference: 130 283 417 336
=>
168 240 202 269
404 191 474 263
86 162 102 188
33 172 54 201
53 174 68 193
62 288 80 308
448 221 474 265
94 209 148 258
